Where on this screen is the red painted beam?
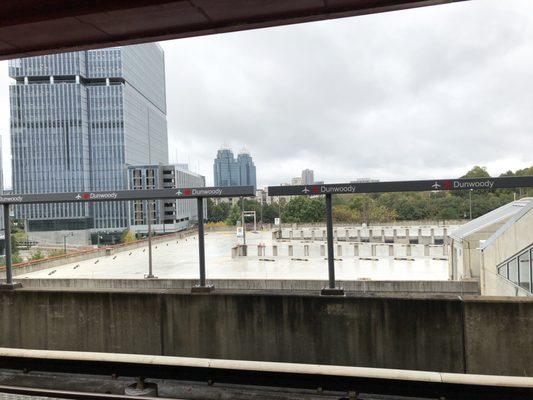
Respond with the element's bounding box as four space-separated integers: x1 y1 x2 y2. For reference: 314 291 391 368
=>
0 0 467 60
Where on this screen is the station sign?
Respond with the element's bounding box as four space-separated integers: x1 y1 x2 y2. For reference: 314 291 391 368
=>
268 176 533 196
0 186 255 204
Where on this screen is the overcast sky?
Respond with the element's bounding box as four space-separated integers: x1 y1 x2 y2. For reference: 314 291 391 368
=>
0 0 532 188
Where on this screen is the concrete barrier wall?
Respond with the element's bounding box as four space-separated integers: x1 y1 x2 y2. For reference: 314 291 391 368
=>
1 289 532 376
13 278 480 295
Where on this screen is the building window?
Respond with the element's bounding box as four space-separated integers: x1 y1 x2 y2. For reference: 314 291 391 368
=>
497 244 533 293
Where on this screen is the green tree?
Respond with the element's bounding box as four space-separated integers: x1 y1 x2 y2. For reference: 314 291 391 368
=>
282 196 326 223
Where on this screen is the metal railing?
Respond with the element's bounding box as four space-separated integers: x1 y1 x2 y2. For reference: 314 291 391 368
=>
0 186 255 291
268 176 533 295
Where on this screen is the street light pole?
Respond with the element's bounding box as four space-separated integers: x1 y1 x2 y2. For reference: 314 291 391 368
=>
241 197 246 245
469 189 473 220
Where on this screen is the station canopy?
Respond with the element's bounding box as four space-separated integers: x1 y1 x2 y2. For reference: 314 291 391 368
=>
0 0 466 60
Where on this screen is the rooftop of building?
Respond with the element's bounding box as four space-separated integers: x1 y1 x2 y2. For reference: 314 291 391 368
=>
449 197 533 241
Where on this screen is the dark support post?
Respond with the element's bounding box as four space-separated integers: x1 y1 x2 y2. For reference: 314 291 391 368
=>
192 197 213 293
321 194 344 296
1 204 21 290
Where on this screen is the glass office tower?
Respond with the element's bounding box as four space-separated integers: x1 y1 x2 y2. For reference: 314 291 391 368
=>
213 147 256 189
9 44 168 231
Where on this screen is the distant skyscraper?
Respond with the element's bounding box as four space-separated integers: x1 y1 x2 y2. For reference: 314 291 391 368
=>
9 44 168 232
237 148 257 190
213 147 256 189
301 169 314 185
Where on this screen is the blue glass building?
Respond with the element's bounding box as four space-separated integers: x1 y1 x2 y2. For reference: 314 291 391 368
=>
9 44 168 231
213 147 256 189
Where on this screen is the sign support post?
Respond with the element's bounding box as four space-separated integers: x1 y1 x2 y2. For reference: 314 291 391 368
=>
321 194 344 296
192 197 213 293
0 204 21 290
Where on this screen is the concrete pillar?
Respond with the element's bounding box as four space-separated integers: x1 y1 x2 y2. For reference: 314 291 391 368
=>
406 244 411 257
368 229 373 241
353 244 359 256
345 229 350 240
443 244 448 256
272 245 278 256
301 229 305 239
443 228 448 245
388 244 394 257
322 230 327 241
393 229 397 243
311 230 316 241
337 244 343 256
406 230 410 243
304 245 310 257
357 230 361 242
380 228 385 243
320 245 326 257
289 231 293 240
418 228 422 243
371 244 376 257
333 229 337 239
424 245 430 257
430 228 435 245
288 245 293 257
257 246 262 256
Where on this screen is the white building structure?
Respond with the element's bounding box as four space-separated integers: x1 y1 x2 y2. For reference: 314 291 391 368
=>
449 198 533 296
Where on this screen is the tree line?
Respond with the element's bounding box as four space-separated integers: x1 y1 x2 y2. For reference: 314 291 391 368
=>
206 166 533 225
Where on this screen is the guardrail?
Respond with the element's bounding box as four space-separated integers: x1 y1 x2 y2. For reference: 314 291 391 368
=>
268 176 533 295
0 186 255 291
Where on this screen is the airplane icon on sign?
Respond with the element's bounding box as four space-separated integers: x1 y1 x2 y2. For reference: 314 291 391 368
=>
176 190 183 196
302 187 310 194
432 182 441 190
75 194 82 200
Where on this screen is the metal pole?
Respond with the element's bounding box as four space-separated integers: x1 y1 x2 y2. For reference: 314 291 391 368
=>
3 204 13 285
146 199 155 278
63 236 67 254
241 197 246 245
469 189 473 220
325 194 335 289
197 197 206 287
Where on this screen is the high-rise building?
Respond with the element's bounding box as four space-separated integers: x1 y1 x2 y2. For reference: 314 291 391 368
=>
213 147 256 189
9 44 168 232
127 164 205 233
301 169 314 185
237 148 257 190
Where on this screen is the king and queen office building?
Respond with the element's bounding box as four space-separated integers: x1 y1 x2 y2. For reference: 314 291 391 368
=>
9 44 198 236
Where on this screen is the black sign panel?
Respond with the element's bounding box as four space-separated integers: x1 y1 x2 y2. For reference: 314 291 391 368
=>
268 176 533 196
0 186 254 204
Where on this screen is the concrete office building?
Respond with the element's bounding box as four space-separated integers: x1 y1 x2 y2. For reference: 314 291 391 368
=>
9 44 168 234
449 198 533 296
301 169 314 185
127 164 205 234
213 147 256 189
